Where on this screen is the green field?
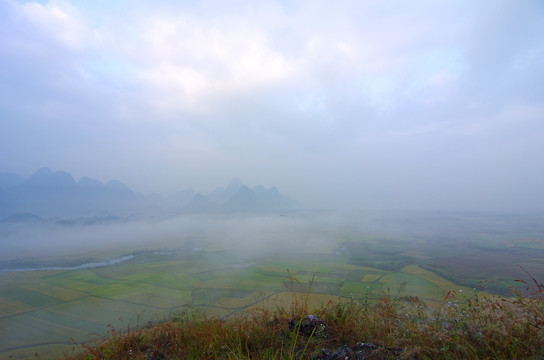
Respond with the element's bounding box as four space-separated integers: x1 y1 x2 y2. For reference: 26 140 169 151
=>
1 211 543 359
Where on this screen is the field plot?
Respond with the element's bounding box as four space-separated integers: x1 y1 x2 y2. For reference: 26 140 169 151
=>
0 295 36 315
1 211 543 359
1 251 450 359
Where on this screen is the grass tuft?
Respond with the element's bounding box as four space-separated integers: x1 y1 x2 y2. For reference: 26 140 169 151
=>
66 273 544 360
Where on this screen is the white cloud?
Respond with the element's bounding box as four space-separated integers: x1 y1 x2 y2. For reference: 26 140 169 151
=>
19 0 88 49
127 15 299 110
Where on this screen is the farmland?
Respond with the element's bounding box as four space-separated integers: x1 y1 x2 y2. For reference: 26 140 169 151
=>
0 210 543 359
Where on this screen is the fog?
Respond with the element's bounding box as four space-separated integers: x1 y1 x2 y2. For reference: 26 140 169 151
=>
2 210 542 268
0 212 349 266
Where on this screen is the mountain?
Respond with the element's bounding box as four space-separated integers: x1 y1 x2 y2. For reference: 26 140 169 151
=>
0 168 143 218
260 186 298 209
183 194 216 213
185 179 297 213
208 177 244 204
23 167 76 190
105 179 133 193
7 167 77 217
77 176 105 190
251 185 267 197
222 185 262 211
0 170 298 218
164 189 196 212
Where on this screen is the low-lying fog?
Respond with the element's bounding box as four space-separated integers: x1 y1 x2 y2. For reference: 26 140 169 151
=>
0 211 349 266
2 210 543 269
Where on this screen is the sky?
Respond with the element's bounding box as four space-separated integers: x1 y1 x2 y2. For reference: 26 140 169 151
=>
1 0 543 211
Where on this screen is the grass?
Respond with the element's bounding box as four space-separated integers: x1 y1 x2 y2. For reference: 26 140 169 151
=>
65 273 544 360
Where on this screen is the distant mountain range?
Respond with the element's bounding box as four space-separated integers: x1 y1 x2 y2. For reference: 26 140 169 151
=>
0 168 297 220
183 178 297 213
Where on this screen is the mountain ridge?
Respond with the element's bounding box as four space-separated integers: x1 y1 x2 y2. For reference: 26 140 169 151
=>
0 168 298 219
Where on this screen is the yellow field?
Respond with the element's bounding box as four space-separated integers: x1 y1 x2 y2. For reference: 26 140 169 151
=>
21 283 86 301
217 290 277 309
362 273 381 282
0 295 36 315
401 264 474 292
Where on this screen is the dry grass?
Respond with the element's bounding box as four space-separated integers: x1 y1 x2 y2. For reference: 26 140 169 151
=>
65 273 544 360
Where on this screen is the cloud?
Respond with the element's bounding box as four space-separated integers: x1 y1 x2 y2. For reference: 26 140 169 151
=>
134 15 297 111
1 0 543 211
19 0 88 49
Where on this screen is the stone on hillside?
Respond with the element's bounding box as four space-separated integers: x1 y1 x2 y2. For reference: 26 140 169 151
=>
289 314 327 338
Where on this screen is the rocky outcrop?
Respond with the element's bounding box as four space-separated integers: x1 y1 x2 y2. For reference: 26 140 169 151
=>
314 343 402 360
290 315 404 360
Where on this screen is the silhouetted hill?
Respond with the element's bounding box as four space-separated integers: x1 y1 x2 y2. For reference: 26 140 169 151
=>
105 179 133 193
0 170 298 218
183 194 216 213
182 179 297 213
77 176 105 190
251 185 267 197
0 168 142 218
23 167 76 190
261 186 298 209
222 185 262 211
208 177 244 204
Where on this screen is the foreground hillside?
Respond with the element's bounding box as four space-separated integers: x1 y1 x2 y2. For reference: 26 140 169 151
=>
67 276 544 360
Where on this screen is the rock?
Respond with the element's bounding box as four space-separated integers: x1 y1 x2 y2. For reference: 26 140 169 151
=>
146 347 166 360
321 348 332 358
289 314 327 338
354 342 379 357
286 317 405 360
313 345 364 360
312 342 403 360
329 345 359 359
